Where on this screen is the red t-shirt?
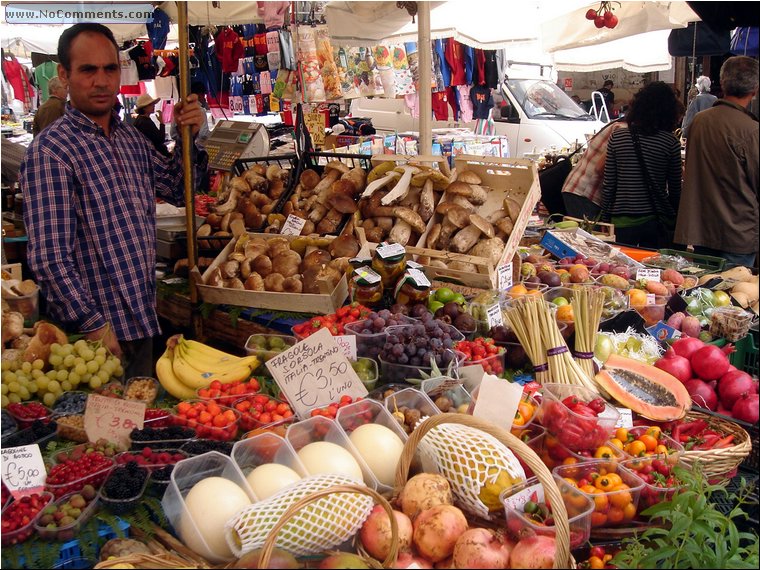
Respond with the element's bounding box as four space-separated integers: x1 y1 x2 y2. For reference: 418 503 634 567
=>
444 39 466 86
215 28 245 73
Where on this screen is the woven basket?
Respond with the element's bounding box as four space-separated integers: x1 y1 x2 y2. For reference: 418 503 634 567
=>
678 409 752 478
394 413 572 569
94 528 214 569
255 484 398 569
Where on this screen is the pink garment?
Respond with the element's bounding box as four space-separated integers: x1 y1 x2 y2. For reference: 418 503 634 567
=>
404 93 420 119
258 1 290 29
457 85 474 122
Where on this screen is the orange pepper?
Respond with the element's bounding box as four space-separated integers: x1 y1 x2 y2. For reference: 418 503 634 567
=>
594 445 616 459
623 502 637 520
646 426 662 440
615 427 630 442
588 556 605 569
625 440 647 457
607 506 626 524
655 444 669 455
609 438 624 449
639 434 658 452
513 411 526 427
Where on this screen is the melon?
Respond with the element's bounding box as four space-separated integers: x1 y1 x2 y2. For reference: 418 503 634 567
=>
595 354 691 421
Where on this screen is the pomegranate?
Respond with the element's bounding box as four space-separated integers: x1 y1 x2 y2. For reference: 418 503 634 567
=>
232 547 300 569
509 535 556 569
654 349 692 383
672 337 705 360
394 553 433 569
453 528 513 569
691 344 734 381
359 505 413 561
684 378 718 410
717 370 756 409
412 504 468 563
398 473 452 520
731 393 759 424
717 401 733 417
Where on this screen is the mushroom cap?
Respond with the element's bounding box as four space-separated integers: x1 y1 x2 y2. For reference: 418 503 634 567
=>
469 213 495 238
446 206 472 229
324 160 351 175
448 194 477 212
446 180 474 197
394 206 426 234
457 170 482 185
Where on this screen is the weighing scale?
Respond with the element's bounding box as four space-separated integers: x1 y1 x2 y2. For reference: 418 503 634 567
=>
204 120 270 171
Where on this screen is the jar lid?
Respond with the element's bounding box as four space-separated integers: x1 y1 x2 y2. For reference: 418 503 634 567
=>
375 242 406 261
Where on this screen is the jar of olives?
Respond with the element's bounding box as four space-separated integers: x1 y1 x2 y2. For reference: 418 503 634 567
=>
372 242 407 289
394 268 431 305
350 266 383 307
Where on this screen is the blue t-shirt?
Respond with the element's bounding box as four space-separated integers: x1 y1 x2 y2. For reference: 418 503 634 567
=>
147 8 170 50
464 45 475 85
434 39 451 88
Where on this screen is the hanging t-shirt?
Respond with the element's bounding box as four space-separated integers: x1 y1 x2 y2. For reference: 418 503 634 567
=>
470 85 493 119
3 56 34 110
119 49 139 88
431 91 449 120
266 31 281 70
260 71 272 95
447 86 459 121
444 39 466 86
484 50 498 89
457 85 474 122
33 60 57 102
154 76 178 99
475 49 486 86
215 27 245 73
129 42 155 80
434 39 450 88
463 45 475 85
258 1 289 30
147 7 170 50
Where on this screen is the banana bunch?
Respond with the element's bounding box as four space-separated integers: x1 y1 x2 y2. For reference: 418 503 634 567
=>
155 336 259 400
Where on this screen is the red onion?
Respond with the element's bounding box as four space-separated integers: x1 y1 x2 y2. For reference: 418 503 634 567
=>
684 378 718 410
718 370 755 409
654 349 693 383
731 393 759 424
690 344 733 381
672 337 705 360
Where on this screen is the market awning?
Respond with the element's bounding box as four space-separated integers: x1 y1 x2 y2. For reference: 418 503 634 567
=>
552 30 674 73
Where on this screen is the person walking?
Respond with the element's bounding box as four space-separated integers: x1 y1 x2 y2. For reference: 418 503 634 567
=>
20 23 208 378
32 76 67 136
600 82 682 249
681 75 718 139
133 93 170 156
674 56 759 267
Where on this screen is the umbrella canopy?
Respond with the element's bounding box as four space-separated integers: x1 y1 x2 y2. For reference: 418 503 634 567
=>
552 30 674 73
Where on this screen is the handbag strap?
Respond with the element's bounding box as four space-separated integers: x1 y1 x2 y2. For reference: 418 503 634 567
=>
628 127 675 218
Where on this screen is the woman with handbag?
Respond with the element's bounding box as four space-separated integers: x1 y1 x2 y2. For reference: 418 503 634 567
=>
600 82 682 249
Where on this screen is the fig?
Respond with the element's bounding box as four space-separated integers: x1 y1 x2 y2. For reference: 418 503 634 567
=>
454 313 477 334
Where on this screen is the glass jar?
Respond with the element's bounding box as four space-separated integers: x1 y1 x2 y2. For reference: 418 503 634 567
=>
394 269 431 306
372 242 407 289
350 267 383 307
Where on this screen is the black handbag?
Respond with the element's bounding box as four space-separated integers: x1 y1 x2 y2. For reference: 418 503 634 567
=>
538 155 574 216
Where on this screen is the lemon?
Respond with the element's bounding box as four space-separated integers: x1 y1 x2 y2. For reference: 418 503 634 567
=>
428 301 444 314
434 287 456 303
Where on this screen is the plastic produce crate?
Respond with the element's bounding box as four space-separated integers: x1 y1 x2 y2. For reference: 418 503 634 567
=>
731 328 758 378
653 248 726 276
709 468 758 536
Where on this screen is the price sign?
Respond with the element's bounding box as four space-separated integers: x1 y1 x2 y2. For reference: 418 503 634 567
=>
486 304 504 328
471 374 523 431
615 408 634 428
334 335 357 360
646 294 656 305
84 394 145 449
636 268 661 282
266 328 368 419
498 262 513 291
1 445 46 498
458 363 485 393
376 242 406 259
280 214 307 236
305 111 326 146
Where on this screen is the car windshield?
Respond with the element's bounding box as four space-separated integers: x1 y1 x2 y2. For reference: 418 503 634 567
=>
505 79 593 120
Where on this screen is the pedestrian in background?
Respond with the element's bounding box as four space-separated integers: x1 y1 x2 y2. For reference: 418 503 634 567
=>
681 75 717 139
32 76 67 136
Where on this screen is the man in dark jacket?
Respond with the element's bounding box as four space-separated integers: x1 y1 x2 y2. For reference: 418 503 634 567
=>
133 93 170 156
32 77 67 135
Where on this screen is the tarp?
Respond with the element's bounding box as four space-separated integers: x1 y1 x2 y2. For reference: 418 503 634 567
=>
552 30 674 73
668 21 731 57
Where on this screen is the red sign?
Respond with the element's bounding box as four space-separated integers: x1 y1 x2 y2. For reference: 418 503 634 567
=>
564 78 573 90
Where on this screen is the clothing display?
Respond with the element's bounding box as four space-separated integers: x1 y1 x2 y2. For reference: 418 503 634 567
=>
129 41 156 80
215 27 245 73
3 54 35 111
147 7 171 50
258 0 290 30
445 39 466 86
119 49 140 88
33 60 57 103
457 85 474 123
470 84 493 119
434 39 451 90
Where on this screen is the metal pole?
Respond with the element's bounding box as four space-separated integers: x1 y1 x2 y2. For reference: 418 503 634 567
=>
417 1 432 155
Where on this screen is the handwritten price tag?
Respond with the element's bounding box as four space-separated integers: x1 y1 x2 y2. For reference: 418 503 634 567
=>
334 335 357 360
266 328 368 419
636 268 661 282
305 111 326 146
498 262 513 290
1 445 46 498
486 304 504 328
84 394 145 449
280 214 307 236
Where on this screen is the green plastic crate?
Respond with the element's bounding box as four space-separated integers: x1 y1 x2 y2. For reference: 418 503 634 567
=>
648 248 726 277
731 328 758 377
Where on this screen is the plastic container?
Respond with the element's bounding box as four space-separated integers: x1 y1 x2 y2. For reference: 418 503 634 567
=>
501 475 594 549
171 401 241 442
620 457 687 511
343 315 416 360
124 377 160 406
631 295 668 326
538 432 629 471
544 284 627 323
100 464 150 515
459 349 506 377
1 491 54 546
367 383 409 401
379 348 466 385
1 408 18 438
2 286 40 326
383 387 441 438
35 490 101 541
285 415 380 490
710 307 754 342
143 408 172 428
161 451 256 563
1 420 58 449
421 377 472 414
244 333 297 373
537 383 620 452
55 415 89 443
94 381 125 399
231 432 308 495
233 395 295 435
129 427 196 451
553 459 645 528
115 449 188 472
512 424 546 478
501 282 549 305
7 403 54 430
620 426 684 464
350 357 379 392
45 456 115 499
51 392 89 417
179 439 234 457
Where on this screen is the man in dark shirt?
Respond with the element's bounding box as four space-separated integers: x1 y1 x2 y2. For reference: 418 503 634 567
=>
599 80 615 114
133 93 169 156
33 77 67 135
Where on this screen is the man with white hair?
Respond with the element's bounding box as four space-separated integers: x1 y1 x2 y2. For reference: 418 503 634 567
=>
680 75 717 139
32 76 67 136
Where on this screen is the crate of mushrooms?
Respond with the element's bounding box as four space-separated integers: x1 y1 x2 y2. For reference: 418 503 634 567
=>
197 232 360 314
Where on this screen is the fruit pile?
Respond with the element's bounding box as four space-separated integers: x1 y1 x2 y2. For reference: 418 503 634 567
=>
47 339 123 396
116 448 186 469
51 391 88 416
505 488 589 548
345 310 415 360
124 378 158 404
1 419 56 447
197 378 261 407
1 492 52 545
36 485 97 541
350 358 376 383
180 439 234 457
292 303 372 338
52 440 123 463
234 394 294 432
101 462 149 512
613 426 680 459
144 408 172 428
379 320 461 370
557 465 639 527
309 395 362 419
129 426 195 450
621 457 683 510
245 335 294 368
6 402 52 429
173 400 240 441
1 409 16 437
541 395 612 452
45 451 114 498
664 418 737 451
455 338 504 375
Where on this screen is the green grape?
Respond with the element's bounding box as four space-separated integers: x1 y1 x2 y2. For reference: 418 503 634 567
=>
1 394 9 407
94 355 106 366
73 363 87 376
32 359 45 371
63 354 76 368
20 361 32 374
46 370 58 380
8 394 21 404
86 361 99 374
31 369 44 379
114 365 124 377
42 392 56 407
7 382 20 394
4 372 17 384
74 339 88 353
50 342 62 355
81 349 96 362
82 373 92 383
49 354 63 367
61 381 72 392
95 346 107 356
0 384 7 395
27 383 38 394
56 369 68 382
47 380 61 393
35 377 49 390
1 360 12 371
60 344 75 357
68 371 80 384
88 377 102 390
73 357 85 368
18 386 30 400
101 360 116 376
97 369 110 382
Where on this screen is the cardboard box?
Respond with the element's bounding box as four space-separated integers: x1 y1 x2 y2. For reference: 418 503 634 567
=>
541 228 643 268
1 263 22 280
197 233 348 315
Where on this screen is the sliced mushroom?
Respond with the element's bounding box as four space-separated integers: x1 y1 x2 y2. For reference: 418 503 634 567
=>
469 214 495 238
394 206 427 234
214 186 241 214
457 170 482 185
360 170 400 199
389 219 412 246
450 224 483 253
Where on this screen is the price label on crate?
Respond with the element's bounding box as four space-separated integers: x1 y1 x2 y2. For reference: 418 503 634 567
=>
498 262 513 290
84 394 145 449
486 304 504 328
266 328 368 419
1 444 46 498
636 268 661 282
334 335 357 361
615 408 634 428
280 214 307 236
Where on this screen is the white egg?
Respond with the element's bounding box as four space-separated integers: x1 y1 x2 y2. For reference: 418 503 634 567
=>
246 463 302 500
297 441 364 482
349 423 405 486
180 476 252 560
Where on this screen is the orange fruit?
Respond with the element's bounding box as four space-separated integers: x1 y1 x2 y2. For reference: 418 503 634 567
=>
556 305 575 322
607 506 626 524
623 502 637 520
590 511 608 527
626 288 647 307
508 284 528 298
639 434 658 452
625 440 647 457
609 485 632 509
615 428 629 442
609 438 624 449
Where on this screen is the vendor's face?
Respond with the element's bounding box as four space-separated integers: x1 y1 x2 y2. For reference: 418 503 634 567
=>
58 31 120 121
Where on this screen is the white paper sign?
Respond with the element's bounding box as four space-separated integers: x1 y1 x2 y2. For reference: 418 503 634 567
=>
637 268 662 282
376 242 406 259
280 214 307 236
498 262 513 290
615 407 634 428
266 328 368 419
486 304 504 328
1 444 46 498
646 293 656 305
334 335 357 360
471 374 523 431
458 363 485 393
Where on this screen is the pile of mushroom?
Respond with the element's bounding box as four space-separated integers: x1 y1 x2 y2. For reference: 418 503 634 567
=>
197 163 291 247
281 161 368 236
354 162 450 246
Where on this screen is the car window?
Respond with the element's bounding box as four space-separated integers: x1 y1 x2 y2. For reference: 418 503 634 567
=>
505 79 591 120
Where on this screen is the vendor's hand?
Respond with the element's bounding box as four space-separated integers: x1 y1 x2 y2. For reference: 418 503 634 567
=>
155 109 164 124
173 93 204 138
84 325 122 360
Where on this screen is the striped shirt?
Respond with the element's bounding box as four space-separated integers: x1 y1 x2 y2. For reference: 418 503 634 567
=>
600 128 682 222
20 105 207 341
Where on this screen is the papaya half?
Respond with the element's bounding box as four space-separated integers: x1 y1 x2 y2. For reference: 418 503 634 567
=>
595 354 691 421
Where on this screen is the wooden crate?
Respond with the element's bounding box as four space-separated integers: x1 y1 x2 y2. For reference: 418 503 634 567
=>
196 233 349 315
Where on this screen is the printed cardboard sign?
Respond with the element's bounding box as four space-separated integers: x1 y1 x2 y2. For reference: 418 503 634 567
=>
84 394 145 449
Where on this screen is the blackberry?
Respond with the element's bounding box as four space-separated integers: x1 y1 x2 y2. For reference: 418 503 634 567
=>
130 426 195 442
2 419 56 447
180 439 233 456
104 463 148 499
151 465 174 482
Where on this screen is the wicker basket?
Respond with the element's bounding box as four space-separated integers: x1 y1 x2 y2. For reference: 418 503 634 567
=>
679 409 752 478
93 527 214 569
255 483 398 569
394 413 572 569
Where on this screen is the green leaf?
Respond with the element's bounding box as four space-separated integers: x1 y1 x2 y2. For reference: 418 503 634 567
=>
199 302 216 319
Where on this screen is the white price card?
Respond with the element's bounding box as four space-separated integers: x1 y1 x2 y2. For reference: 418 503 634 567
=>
498 262 513 291
615 408 634 428
1 444 46 498
280 214 307 236
471 374 523 431
84 394 145 449
646 293 656 305
266 328 368 419
334 335 357 361
636 268 662 282
458 363 485 393
486 304 504 328
376 242 406 259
